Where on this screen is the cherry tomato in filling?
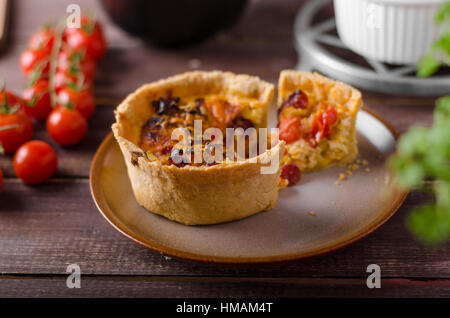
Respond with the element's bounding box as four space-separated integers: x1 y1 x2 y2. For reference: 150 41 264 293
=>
281 164 301 186
311 104 338 142
279 116 302 144
232 116 254 130
13 140 58 184
22 79 52 120
283 89 308 109
46 107 87 146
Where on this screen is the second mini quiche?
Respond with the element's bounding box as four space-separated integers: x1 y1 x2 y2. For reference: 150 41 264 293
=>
277 70 362 186
112 71 284 225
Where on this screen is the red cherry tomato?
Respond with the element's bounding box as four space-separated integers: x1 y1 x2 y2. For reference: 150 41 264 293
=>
57 88 95 119
64 16 106 61
57 49 96 79
46 107 87 146
279 116 302 144
19 48 50 76
283 90 308 109
281 164 301 186
13 140 58 184
0 90 25 109
29 28 55 52
53 70 93 93
0 91 33 154
22 79 52 120
311 104 338 142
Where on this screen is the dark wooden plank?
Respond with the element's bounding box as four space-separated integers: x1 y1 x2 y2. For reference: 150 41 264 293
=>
1 276 449 297
0 180 448 278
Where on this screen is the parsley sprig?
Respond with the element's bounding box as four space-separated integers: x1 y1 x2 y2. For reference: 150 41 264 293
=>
389 96 450 244
416 2 450 77
395 2 450 244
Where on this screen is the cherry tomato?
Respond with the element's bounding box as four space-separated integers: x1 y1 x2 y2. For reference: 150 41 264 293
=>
281 164 301 186
64 16 106 61
53 70 93 93
0 90 25 109
283 90 308 109
311 104 338 142
19 48 50 76
46 107 87 146
57 49 96 79
13 140 58 184
22 79 52 120
279 116 302 144
57 88 95 119
29 28 55 52
0 91 33 154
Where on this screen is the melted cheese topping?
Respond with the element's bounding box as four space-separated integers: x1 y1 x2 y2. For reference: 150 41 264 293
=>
139 94 264 167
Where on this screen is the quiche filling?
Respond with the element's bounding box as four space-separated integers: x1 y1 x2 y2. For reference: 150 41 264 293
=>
278 90 340 147
277 71 361 186
139 95 268 167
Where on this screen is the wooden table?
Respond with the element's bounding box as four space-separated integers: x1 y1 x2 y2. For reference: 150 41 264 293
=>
0 0 448 298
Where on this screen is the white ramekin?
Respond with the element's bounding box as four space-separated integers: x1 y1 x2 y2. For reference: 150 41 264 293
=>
334 0 445 65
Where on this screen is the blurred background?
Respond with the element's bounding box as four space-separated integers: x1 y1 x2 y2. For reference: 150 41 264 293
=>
0 0 301 100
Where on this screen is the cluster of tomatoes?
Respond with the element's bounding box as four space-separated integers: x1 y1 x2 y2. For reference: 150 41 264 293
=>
0 15 106 190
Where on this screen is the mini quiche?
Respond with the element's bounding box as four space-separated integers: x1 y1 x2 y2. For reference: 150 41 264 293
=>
112 71 284 225
277 71 362 186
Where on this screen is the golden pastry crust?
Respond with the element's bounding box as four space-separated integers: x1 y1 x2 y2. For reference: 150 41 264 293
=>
112 71 284 225
278 70 362 172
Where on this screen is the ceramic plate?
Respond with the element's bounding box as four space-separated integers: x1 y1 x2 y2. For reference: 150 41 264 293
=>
90 108 407 263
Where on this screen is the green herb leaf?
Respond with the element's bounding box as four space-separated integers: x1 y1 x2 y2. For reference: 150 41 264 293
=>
436 95 450 117
407 205 450 245
417 53 441 77
417 3 450 77
434 3 450 24
431 31 450 56
390 95 450 245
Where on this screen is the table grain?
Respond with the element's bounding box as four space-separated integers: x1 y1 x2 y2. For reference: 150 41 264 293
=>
0 0 448 298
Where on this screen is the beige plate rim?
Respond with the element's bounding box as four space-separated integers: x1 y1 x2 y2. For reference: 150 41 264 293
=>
89 107 408 264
